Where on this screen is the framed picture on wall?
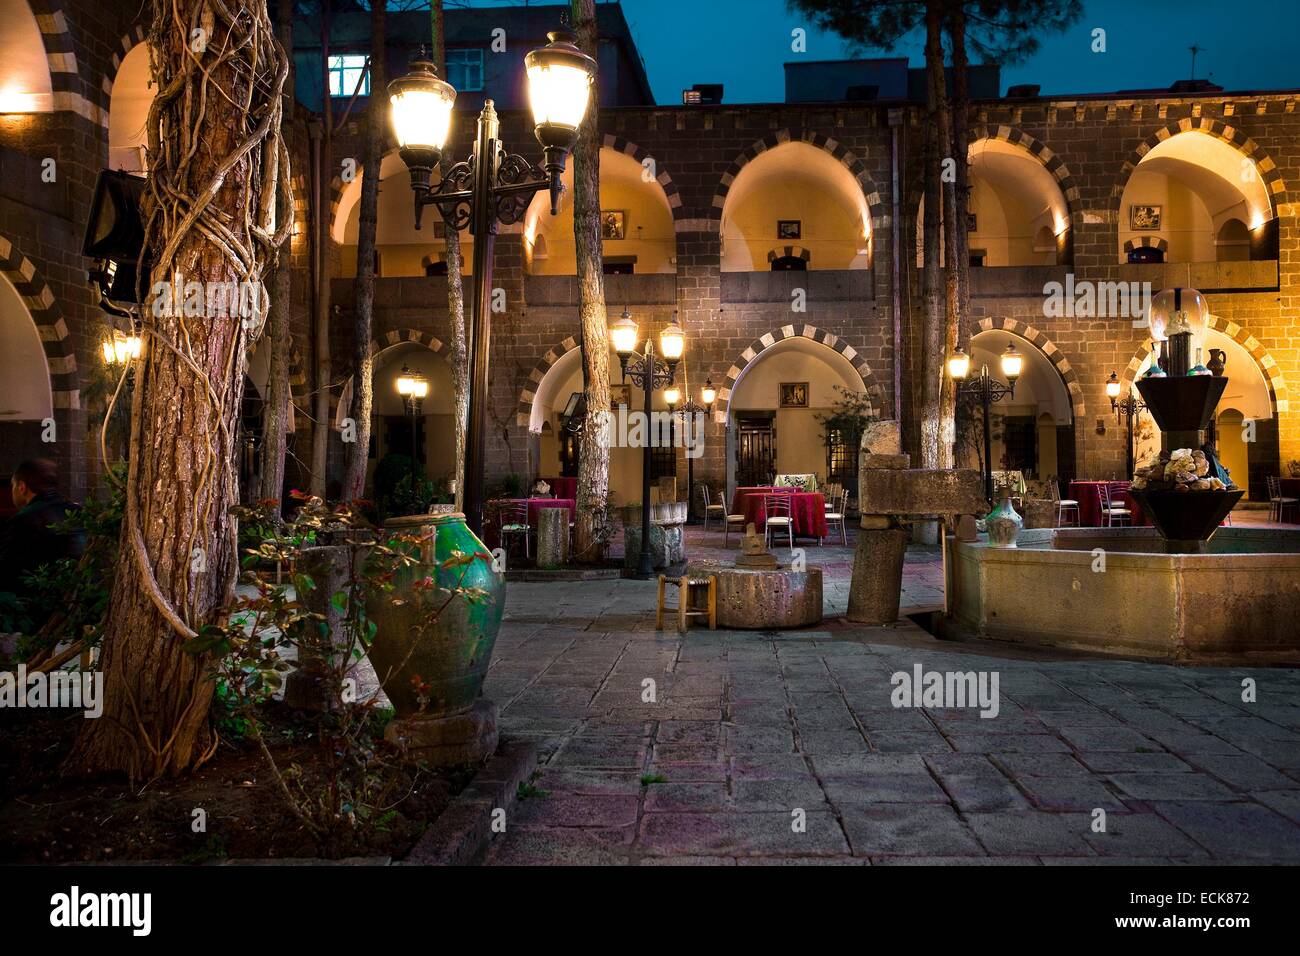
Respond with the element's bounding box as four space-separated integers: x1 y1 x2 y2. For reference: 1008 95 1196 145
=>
966 212 978 231
777 219 802 240
601 210 626 240
1130 204 1162 230
780 382 809 407
610 384 631 409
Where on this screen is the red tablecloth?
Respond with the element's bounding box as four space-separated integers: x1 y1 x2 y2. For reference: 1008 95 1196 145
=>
539 476 577 500
484 498 574 548
1068 481 1149 527
732 488 828 539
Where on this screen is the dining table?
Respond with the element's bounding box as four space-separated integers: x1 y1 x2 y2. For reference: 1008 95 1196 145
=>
729 486 828 540
484 497 575 549
1067 480 1150 527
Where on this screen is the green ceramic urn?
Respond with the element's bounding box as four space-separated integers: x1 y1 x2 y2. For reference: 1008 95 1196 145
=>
368 512 505 718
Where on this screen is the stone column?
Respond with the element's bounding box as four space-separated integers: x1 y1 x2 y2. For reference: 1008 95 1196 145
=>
536 506 569 568
847 524 908 625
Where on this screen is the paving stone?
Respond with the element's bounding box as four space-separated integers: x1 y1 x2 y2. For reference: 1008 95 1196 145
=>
731 754 814 780
1251 790 1300 824
811 753 929 777
645 761 729 782
511 794 641 828
484 826 634 865
1074 751 1191 774
730 777 831 812
947 733 1070 753
1151 801 1300 859
552 737 648 770
638 811 849 857
798 728 870 753
839 806 984 858
653 742 724 764
868 731 955 753
1013 775 1127 812
532 770 644 795
965 812 1094 857
643 782 729 812
1108 772 1239 801
1084 812 1210 858
822 772 950 805
656 721 722 746
1057 726 1159 752
925 760 1031 813
1184 753 1297 790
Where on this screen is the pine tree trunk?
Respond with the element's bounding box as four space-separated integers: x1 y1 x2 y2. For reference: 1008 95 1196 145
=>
433 1 469 512
68 0 287 778
310 1 334 498
944 5 972 471
919 2 947 470
343 0 386 502
571 0 611 560
257 0 296 508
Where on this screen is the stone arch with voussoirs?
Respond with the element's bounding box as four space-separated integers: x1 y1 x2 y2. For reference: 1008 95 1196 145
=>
971 316 1085 419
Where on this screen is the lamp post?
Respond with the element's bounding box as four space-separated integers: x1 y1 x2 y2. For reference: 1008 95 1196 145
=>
388 30 595 537
947 341 1023 506
664 378 715 523
396 363 429 489
611 310 684 577
1106 370 1146 478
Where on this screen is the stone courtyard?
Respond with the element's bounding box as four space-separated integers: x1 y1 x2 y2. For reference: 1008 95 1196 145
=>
479 527 1300 864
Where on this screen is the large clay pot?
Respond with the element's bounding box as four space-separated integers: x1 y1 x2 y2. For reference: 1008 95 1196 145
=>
368 512 504 718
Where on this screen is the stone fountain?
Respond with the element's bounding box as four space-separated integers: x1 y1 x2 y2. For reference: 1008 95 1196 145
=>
699 523 823 629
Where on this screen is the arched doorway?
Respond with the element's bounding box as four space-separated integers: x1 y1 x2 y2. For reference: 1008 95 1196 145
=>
720 140 873 272
724 335 871 494
0 267 55 485
108 42 154 173
0 0 55 113
917 137 1071 267
959 330 1075 483
1117 131 1276 263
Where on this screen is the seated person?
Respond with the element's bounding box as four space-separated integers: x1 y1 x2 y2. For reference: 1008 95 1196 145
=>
0 460 86 620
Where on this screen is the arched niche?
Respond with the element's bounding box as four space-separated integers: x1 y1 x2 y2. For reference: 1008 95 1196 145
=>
0 0 54 113
0 268 53 420
725 335 868 490
1117 131 1275 264
960 329 1074 480
521 147 676 275
108 43 154 173
721 141 871 272
917 138 1070 268
335 151 452 278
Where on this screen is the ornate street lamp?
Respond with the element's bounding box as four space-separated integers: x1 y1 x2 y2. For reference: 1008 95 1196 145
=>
948 341 1021 506
389 29 596 536
396 363 429 488
101 330 142 366
1107 370 1147 477
664 375 715 524
611 310 683 578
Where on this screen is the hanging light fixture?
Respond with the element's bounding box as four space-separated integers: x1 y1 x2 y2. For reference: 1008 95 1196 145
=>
946 346 971 381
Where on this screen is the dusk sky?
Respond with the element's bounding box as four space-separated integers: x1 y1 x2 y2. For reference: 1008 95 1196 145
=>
463 0 1300 104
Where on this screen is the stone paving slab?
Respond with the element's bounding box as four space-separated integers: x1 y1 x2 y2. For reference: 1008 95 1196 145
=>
482 572 1300 866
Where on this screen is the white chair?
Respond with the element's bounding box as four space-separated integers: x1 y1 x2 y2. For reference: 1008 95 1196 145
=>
1099 483 1131 527
1050 481 1079 527
722 509 747 546
700 483 726 531
1268 476 1298 523
822 481 843 512
824 487 850 546
763 493 795 549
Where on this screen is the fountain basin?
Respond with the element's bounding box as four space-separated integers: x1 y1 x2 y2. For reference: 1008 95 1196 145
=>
947 527 1300 665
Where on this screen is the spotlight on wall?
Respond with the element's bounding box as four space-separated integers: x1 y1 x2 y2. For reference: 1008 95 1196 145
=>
83 170 150 307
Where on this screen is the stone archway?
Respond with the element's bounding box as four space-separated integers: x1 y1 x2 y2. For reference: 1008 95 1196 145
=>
968 125 1082 210
333 327 447 425
716 324 878 424
766 246 812 267
0 234 77 410
1124 236 1169 255
515 333 580 430
971 316 1085 418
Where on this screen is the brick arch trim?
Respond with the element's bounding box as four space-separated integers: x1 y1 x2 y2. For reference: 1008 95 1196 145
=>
327 328 448 428
1118 316 1288 417
516 334 580 431
972 317 1085 418
98 23 148 119
716 324 879 424
1111 117 1289 211
767 246 812 265
711 130 890 234
1124 235 1169 254
968 125 1082 208
27 0 95 120
0 234 78 410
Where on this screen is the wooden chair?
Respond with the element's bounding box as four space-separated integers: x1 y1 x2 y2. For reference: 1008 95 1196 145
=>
824 487 850 546
700 483 726 531
763 493 795 549
497 501 532 558
656 573 717 631
1049 480 1079 528
1268 476 1298 523
1098 483 1131 527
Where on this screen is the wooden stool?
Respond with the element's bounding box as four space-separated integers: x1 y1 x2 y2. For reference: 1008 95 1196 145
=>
656 574 717 631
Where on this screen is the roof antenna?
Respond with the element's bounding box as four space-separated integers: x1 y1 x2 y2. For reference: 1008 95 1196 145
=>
1189 44 1204 80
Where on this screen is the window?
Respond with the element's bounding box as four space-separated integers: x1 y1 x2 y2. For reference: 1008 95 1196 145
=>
825 427 856 491
649 421 677 480
328 54 369 97
1127 246 1164 264
446 48 485 92
770 255 807 271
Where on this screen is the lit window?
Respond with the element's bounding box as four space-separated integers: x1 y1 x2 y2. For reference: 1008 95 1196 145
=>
446 48 485 92
328 54 369 97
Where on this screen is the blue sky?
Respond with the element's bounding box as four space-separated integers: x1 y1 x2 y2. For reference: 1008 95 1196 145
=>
554 0 1299 104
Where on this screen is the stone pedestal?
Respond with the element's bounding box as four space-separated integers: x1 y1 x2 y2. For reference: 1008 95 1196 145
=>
536 507 569 568
847 527 908 625
1021 498 1057 529
715 567 822 628
384 698 499 768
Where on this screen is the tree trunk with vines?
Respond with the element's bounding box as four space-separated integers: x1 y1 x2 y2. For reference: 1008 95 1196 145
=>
257 0 295 508
919 2 949 471
944 3 972 472
571 0 611 560
343 0 386 502
67 0 289 779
